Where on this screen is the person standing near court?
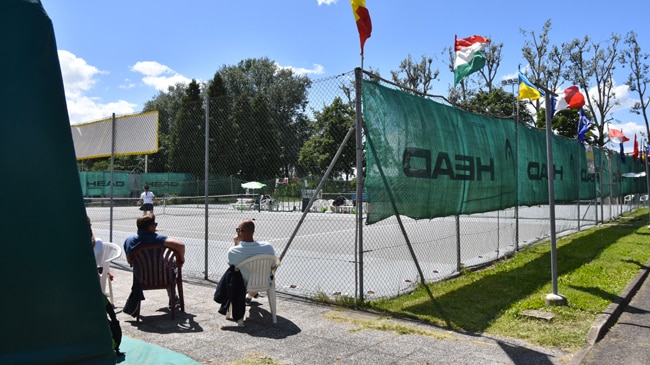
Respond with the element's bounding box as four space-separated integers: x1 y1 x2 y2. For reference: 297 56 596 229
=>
228 219 276 302
138 184 156 216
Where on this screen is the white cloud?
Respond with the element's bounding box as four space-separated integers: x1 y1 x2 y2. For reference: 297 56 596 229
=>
274 62 326 76
131 61 191 92
67 97 137 125
608 83 636 113
119 78 136 90
131 61 174 76
58 50 105 98
57 53 193 124
317 0 338 5
58 50 136 124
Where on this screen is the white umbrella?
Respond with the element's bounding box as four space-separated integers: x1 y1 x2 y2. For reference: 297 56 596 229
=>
622 171 647 178
241 181 266 190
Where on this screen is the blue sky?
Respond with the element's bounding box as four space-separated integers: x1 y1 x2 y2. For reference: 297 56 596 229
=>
44 0 649 153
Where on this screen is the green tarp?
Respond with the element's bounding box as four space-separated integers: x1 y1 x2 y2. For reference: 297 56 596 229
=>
363 80 646 224
0 1 115 364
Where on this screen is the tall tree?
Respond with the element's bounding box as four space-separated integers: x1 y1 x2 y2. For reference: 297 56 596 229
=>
298 97 356 179
215 58 311 180
390 54 439 95
142 83 187 172
520 19 568 114
620 31 650 142
565 34 621 147
168 80 205 175
265 66 311 179
207 73 238 177
231 93 281 181
477 40 504 93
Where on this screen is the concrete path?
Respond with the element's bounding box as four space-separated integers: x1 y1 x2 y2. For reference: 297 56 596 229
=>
109 265 571 365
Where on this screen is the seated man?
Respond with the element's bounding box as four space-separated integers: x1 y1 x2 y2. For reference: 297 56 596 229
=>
228 219 276 302
123 215 185 312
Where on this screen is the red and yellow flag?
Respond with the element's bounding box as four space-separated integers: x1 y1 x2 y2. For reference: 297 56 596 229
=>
350 0 372 55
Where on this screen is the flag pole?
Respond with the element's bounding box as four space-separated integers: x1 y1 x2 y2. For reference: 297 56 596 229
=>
535 82 567 306
645 141 650 226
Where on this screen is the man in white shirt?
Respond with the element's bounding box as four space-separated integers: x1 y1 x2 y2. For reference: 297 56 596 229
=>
228 219 276 302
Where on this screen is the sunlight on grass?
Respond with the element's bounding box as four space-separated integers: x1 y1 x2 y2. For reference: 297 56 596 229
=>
323 310 455 340
227 354 281 365
366 209 650 351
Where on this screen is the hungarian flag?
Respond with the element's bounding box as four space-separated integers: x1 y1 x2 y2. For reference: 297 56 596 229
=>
350 0 372 56
553 86 585 115
634 134 639 162
609 128 630 144
454 35 489 85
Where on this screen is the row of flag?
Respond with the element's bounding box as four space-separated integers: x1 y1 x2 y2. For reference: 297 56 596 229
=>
450 34 648 164
350 19 645 163
611 128 648 164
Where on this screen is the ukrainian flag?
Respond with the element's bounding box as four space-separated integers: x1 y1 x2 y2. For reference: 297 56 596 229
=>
518 67 544 100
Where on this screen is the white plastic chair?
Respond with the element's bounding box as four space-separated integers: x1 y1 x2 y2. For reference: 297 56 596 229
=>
311 199 324 212
230 254 280 325
327 199 337 213
100 242 122 304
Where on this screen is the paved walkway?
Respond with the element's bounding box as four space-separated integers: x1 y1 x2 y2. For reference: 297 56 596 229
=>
109 264 570 365
109 255 650 365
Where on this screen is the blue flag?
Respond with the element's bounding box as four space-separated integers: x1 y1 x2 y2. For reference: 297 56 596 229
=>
620 143 626 164
577 109 591 143
551 96 557 116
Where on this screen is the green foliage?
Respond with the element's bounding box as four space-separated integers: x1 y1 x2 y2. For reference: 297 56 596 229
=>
228 355 281 365
168 80 205 175
534 106 589 140
212 57 312 181
103 57 312 181
550 108 594 141
207 73 238 177
142 83 187 173
79 155 144 172
466 88 533 122
313 290 357 306
298 97 356 179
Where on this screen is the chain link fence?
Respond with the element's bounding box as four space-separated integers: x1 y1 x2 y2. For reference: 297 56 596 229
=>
81 68 648 302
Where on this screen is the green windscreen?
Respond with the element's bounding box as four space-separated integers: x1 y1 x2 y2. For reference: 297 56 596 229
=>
363 80 645 224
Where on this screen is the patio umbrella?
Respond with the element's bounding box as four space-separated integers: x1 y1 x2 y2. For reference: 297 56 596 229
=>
622 171 647 178
241 181 266 190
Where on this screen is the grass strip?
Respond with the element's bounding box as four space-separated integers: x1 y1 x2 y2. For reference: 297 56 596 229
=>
366 209 650 350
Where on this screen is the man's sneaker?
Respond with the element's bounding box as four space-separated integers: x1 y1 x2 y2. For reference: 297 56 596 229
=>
245 293 259 305
168 296 181 310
